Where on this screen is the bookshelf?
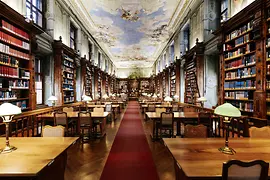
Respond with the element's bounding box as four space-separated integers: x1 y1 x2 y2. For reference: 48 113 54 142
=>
155 74 160 95
183 41 204 106
140 79 150 94
170 64 176 97
266 5 270 116
162 71 166 98
222 20 256 113
54 40 76 105
110 75 116 94
81 58 93 98
105 73 109 95
95 68 102 98
0 2 40 110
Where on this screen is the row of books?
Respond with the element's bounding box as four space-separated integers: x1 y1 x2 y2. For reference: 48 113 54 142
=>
267 50 270 59
63 60 74 68
63 73 73 79
266 80 270 88
0 42 29 60
224 49 243 59
225 55 256 69
0 54 18 67
235 34 250 46
64 96 75 103
266 65 270 75
63 66 74 73
225 67 256 79
0 66 18 77
11 100 27 109
225 22 252 41
230 101 253 112
225 91 250 99
63 79 73 85
0 31 30 50
7 80 29 88
63 84 74 90
64 55 74 62
0 91 16 99
267 92 270 99
1 20 29 40
224 80 255 89
20 70 30 79
267 38 270 47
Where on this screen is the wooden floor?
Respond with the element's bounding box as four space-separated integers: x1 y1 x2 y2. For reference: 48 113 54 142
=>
65 104 175 180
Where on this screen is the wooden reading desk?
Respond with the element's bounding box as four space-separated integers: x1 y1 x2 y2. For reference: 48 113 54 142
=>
38 112 110 138
163 138 270 180
0 137 78 180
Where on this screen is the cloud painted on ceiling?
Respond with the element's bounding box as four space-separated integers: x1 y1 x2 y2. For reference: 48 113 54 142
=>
82 0 180 68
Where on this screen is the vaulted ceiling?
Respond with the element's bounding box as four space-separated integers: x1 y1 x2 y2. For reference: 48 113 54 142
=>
79 0 187 68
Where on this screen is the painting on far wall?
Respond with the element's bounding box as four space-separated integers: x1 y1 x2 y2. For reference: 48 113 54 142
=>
230 0 255 17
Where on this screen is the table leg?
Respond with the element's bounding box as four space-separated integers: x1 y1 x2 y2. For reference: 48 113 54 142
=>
176 121 181 136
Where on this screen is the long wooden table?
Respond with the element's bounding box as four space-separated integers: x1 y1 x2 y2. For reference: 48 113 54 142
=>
163 138 270 180
146 112 199 140
0 137 78 180
85 104 120 120
38 112 110 138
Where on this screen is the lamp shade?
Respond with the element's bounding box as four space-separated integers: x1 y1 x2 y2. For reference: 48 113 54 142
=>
48 95 57 101
157 94 160 97
0 103 21 118
112 93 116 97
152 93 157 98
214 103 241 117
198 97 207 102
173 95 179 99
102 94 109 99
147 94 151 97
82 95 92 101
96 94 100 98
164 96 173 102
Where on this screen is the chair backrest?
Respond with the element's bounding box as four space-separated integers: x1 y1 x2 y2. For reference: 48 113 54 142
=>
172 104 179 112
42 125 65 137
63 107 73 112
105 104 112 112
96 101 102 105
160 112 174 126
148 104 156 112
78 111 92 126
249 126 270 138
222 160 269 180
93 107 104 113
54 111 68 126
184 124 207 138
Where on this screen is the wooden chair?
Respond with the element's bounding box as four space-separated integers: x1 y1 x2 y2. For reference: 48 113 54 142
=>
96 101 102 105
54 111 74 136
198 112 213 137
105 104 113 122
183 106 196 112
249 126 270 138
184 124 207 138
63 107 74 113
42 125 65 137
155 107 166 114
148 104 156 112
78 111 92 142
222 160 269 180
93 107 104 113
172 104 179 112
158 112 174 138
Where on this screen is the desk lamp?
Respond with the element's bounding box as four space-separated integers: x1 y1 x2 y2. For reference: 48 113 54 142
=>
173 95 179 102
214 103 241 155
48 95 57 106
164 96 173 105
198 97 207 108
0 103 21 153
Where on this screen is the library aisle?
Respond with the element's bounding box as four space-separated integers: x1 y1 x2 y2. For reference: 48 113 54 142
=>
100 101 159 180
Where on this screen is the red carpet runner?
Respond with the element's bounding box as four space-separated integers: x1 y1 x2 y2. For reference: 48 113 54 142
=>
100 101 159 180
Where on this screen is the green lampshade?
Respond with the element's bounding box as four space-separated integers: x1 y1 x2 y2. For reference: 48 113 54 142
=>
214 103 241 117
198 97 207 102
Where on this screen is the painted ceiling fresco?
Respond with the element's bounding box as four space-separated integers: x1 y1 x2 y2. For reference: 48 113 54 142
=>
80 0 181 68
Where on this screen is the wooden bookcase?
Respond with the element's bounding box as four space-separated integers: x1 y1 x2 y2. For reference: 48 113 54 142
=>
155 73 160 95
110 75 116 94
94 67 102 98
140 79 150 94
0 2 40 110
266 2 270 117
81 58 93 98
218 0 265 117
184 41 204 105
162 71 166 98
104 73 109 95
54 40 76 105
170 64 176 97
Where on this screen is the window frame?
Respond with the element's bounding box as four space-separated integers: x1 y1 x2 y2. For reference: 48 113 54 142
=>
26 0 46 28
70 24 77 50
34 57 44 105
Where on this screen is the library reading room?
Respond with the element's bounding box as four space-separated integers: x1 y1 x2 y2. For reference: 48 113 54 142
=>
1 0 270 179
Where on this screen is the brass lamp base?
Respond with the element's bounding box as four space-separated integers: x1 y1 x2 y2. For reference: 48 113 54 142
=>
0 145 17 154
218 146 236 155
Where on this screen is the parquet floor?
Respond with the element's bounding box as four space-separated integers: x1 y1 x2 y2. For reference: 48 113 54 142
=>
65 105 175 180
